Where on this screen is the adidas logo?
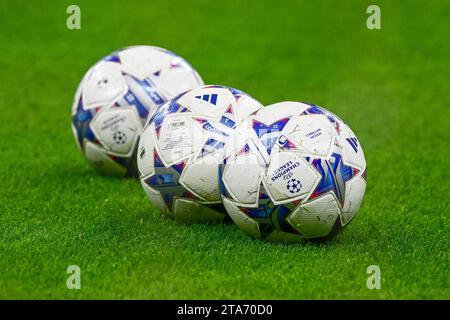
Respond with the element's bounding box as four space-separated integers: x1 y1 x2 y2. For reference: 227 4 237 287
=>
346 137 359 153
195 94 218 105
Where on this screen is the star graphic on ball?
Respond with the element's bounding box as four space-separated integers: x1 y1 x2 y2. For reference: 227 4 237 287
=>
286 178 302 193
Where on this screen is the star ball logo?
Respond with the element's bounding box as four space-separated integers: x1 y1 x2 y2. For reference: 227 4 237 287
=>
286 178 302 193
113 131 127 145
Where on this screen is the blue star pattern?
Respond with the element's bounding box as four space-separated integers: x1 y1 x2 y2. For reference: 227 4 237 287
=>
252 118 290 155
72 97 99 148
240 187 299 237
307 152 358 206
143 150 194 211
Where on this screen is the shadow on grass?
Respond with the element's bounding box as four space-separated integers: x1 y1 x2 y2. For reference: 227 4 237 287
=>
42 159 359 250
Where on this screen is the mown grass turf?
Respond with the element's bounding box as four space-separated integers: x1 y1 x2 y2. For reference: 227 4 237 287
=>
0 0 449 299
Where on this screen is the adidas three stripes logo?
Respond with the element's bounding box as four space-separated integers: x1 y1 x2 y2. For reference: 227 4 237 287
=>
346 137 359 153
195 94 218 105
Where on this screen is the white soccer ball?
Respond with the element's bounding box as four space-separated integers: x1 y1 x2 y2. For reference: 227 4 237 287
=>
71 45 204 176
137 85 263 223
219 101 367 241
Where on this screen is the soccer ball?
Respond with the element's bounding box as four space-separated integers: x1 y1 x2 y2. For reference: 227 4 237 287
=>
71 45 204 176
219 101 367 242
137 85 263 223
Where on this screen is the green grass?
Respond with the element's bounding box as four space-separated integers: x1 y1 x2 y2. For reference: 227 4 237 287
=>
0 0 449 299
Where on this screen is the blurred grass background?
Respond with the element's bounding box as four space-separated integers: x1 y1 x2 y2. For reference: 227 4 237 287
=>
0 0 448 299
